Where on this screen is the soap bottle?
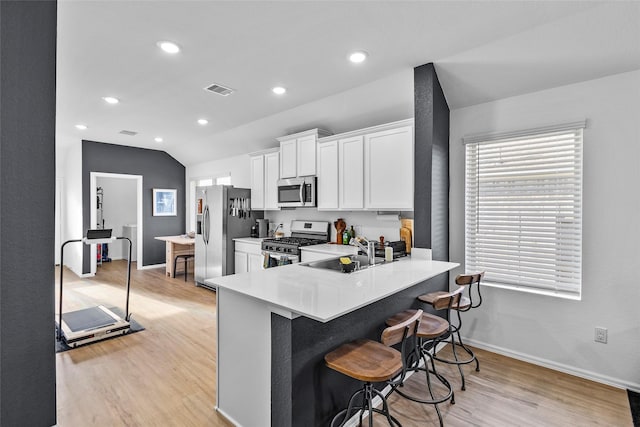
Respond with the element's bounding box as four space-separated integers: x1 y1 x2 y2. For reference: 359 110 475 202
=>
343 228 350 245
349 226 356 242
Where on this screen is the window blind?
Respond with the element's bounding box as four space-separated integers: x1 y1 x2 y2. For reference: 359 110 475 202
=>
464 123 584 298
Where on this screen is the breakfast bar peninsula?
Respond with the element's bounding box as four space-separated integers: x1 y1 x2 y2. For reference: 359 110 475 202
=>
206 255 459 426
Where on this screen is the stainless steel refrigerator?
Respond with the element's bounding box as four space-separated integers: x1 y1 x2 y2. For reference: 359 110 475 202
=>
195 185 262 289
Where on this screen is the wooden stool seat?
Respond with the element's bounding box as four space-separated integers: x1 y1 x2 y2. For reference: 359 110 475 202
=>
418 292 471 310
386 309 449 339
325 338 402 383
324 310 422 427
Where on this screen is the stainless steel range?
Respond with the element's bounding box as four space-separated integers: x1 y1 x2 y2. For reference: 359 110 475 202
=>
261 220 330 266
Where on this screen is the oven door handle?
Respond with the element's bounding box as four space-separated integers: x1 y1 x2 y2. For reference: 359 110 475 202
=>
299 184 305 206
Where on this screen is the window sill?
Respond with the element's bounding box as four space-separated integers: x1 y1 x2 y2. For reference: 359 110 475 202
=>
482 281 581 301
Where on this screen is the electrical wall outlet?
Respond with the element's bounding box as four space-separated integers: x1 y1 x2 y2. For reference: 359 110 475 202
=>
595 327 608 344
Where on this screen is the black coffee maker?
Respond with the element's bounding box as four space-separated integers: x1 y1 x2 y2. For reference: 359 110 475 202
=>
255 218 269 238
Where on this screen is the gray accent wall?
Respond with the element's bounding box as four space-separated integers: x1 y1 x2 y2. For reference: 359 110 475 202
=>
0 1 58 425
414 63 450 289
82 141 186 273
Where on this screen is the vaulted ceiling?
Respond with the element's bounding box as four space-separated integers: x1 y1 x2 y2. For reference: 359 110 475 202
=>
56 1 640 166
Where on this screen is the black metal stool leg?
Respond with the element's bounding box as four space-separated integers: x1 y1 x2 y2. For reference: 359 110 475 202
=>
173 256 178 278
183 256 188 281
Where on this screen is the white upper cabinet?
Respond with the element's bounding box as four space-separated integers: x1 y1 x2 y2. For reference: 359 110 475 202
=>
339 136 364 210
250 154 265 210
316 119 414 211
249 148 280 211
364 125 413 210
279 139 297 179
264 151 280 210
297 134 318 176
317 140 339 210
278 129 332 179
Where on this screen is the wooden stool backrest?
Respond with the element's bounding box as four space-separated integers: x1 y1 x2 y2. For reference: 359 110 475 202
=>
455 272 485 309
431 286 465 311
455 272 484 286
381 309 422 347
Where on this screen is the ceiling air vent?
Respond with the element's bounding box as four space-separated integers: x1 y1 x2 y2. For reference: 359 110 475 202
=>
119 130 138 136
204 83 235 97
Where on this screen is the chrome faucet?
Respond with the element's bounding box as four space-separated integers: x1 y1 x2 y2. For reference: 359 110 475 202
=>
350 237 376 266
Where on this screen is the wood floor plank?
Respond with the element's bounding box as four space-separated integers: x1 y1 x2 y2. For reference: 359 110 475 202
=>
55 261 631 426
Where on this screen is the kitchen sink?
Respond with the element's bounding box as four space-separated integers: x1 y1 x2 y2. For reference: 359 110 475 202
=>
300 254 387 273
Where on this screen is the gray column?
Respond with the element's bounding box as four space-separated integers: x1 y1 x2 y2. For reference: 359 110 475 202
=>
0 1 57 425
414 63 450 285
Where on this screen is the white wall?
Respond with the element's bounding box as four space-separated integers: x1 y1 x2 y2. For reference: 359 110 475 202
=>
449 70 640 390
95 176 137 260
60 141 84 275
187 153 252 189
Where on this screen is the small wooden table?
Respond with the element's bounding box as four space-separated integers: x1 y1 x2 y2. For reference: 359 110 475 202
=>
155 235 195 278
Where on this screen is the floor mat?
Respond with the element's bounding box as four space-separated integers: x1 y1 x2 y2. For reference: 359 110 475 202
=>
55 307 144 353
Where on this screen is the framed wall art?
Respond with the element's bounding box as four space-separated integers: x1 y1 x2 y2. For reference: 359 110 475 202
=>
153 188 177 216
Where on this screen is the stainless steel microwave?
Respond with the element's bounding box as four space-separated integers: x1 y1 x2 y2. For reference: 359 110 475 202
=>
277 177 317 208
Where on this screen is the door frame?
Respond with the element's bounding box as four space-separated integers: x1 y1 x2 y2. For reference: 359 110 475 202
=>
89 172 143 274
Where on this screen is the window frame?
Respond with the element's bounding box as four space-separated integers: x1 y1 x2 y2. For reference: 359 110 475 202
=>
463 121 585 300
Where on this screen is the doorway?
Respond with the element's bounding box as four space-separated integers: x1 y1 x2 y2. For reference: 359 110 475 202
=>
89 172 143 275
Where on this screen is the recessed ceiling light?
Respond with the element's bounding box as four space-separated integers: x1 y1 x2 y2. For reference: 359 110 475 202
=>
102 96 119 104
349 51 368 64
75 124 87 130
272 86 286 95
154 137 163 143
197 119 208 125
157 41 180 54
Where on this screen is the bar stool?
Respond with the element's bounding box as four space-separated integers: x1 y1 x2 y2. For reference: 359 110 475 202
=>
324 309 423 427
173 254 194 281
385 287 463 427
417 272 484 390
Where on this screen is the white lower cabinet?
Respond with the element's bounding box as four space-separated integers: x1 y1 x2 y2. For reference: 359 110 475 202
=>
248 253 264 271
234 251 248 274
234 240 264 274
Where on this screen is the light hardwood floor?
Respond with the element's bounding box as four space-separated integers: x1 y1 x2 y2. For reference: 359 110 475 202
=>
55 261 632 426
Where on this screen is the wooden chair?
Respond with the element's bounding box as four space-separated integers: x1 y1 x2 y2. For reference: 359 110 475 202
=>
417 272 484 390
385 287 464 427
325 309 423 427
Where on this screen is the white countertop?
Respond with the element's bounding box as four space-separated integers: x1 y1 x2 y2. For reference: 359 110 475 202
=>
301 243 359 255
206 257 459 323
233 237 265 244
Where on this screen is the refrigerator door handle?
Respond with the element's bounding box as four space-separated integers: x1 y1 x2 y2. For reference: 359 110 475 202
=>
203 205 210 245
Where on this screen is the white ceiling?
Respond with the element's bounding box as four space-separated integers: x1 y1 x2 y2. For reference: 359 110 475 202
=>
56 1 640 166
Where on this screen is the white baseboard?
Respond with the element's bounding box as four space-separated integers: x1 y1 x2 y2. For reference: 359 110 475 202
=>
138 263 165 270
461 336 640 392
215 406 241 427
